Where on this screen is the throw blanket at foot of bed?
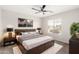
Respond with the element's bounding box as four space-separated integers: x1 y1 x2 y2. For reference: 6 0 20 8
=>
17 36 54 54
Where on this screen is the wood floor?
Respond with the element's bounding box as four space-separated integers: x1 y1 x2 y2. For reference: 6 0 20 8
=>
55 41 69 54
0 40 69 54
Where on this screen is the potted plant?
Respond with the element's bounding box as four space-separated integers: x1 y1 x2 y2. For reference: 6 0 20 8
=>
70 22 79 38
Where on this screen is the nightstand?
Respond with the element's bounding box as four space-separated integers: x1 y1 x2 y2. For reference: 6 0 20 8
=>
3 32 17 46
3 37 17 46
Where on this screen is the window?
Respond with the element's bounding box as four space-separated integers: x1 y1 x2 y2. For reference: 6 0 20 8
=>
48 19 62 33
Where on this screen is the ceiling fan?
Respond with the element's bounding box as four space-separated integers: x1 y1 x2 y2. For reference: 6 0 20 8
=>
32 5 53 15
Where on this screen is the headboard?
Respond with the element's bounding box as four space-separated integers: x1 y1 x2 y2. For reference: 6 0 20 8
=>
15 29 36 35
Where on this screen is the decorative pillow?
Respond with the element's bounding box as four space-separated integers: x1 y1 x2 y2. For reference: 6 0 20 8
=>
29 32 38 34
21 32 40 38
22 32 29 35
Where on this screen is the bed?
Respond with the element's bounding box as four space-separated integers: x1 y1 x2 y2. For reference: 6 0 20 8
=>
15 29 54 54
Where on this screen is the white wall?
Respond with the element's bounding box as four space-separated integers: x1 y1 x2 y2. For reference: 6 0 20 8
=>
0 8 2 36
0 8 3 44
1 9 41 33
41 8 79 44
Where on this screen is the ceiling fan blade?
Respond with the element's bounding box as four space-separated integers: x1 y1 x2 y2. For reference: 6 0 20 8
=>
32 8 40 11
35 11 41 14
47 10 53 13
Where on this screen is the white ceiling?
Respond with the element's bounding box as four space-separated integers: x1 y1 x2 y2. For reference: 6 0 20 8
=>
0 5 79 18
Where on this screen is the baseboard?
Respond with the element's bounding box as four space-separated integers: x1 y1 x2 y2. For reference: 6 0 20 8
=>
55 40 69 45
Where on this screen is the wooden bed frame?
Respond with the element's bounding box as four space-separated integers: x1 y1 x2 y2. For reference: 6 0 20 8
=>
15 29 36 35
15 29 54 54
17 40 54 54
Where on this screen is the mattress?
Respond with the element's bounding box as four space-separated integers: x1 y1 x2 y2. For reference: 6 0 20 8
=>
22 36 53 50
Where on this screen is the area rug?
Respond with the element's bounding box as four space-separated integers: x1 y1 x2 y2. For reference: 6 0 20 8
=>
42 43 63 54
13 46 22 54
13 43 63 54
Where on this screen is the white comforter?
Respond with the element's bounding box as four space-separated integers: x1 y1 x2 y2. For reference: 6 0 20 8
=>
22 36 53 50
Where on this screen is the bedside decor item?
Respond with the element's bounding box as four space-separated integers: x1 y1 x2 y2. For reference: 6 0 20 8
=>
6 25 14 38
6 25 14 37
37 28 41 34
18 18 33 27
70 22 79 38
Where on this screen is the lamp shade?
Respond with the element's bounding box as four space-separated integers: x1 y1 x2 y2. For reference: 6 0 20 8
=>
6 25 13 32
7 28 13 32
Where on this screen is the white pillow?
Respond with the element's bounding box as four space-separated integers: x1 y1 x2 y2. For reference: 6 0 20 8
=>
22 32 29 35
21 32 39 37
29 32 39 34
